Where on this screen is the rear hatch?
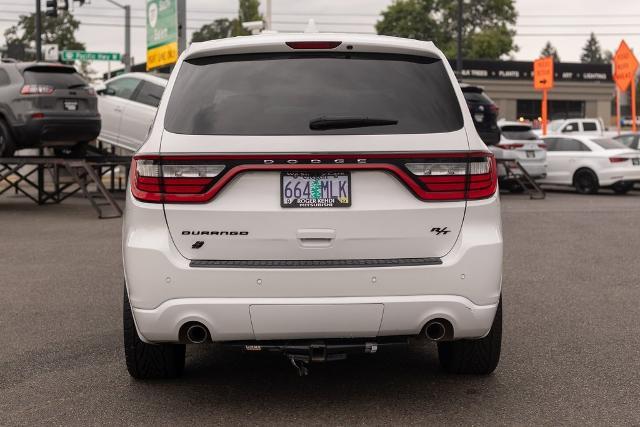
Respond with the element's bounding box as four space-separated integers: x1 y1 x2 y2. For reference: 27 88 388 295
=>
21 65 97 115
499 125 546 160
136 49 496 261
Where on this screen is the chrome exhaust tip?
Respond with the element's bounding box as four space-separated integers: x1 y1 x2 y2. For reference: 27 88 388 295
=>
186 323 209 344
424 320 448 341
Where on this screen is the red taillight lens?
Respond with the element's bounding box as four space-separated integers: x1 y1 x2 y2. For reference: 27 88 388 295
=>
537 142 547 150
500 143 524 150
131 152 497 204
286 41 342 49
21 85 54 95
131 157 225 203
609 157 629 163
407 154 497 200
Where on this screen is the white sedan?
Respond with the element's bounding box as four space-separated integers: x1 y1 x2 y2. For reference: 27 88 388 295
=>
538 135 640 194
497 121 547 177
96 73 168 152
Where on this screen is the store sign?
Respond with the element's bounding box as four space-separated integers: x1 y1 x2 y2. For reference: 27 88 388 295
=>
146 0 178 70
613 40 638 91
453 60 611 83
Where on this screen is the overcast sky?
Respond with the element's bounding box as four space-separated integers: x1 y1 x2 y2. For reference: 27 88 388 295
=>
1 0 639 76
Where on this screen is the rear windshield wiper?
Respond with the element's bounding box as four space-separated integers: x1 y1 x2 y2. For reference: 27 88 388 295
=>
309 116 398 131
67 84 88 89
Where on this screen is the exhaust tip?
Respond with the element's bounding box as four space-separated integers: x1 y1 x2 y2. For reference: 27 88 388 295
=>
424 320 449 341
185 323 209 344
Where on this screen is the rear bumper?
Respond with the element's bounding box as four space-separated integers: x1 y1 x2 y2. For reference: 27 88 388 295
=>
598 167 640 186
124 193 502 343
13 115 101 147
132 295 499 342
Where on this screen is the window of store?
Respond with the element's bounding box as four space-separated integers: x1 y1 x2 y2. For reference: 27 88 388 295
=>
517 100 585 121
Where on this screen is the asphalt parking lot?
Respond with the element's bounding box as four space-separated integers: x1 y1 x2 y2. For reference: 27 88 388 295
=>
1 190 640 425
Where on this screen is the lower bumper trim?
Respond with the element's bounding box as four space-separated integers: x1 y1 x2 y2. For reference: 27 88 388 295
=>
189 257 443 269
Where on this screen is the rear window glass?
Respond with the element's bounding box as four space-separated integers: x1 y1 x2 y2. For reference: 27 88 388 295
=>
24 68 87 89
500 125 538 140
462 91 494 105
592 138 628 150
165 52 463 135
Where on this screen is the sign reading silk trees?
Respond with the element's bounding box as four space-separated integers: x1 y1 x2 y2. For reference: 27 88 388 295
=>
146 0 178 70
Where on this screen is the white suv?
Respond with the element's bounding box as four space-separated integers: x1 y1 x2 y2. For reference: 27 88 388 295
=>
123 34 503 378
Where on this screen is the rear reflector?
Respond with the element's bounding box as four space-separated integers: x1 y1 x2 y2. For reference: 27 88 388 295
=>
609 157 630 163
131 152 497 203
286 41 342 49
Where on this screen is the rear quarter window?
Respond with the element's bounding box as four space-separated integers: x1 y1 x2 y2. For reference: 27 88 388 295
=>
165 52 463 135
592 138 628 150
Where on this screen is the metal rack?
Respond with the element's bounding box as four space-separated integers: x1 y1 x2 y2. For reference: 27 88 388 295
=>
0 151 131 219
497 158 546 200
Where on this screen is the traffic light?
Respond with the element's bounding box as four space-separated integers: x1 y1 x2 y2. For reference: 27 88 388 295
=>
45 0 58 17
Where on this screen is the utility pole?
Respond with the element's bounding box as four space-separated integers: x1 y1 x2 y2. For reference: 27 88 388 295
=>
177 0 186 54
265 0 272 31
35 0 42 61
104 0 131 72
456 0 463 73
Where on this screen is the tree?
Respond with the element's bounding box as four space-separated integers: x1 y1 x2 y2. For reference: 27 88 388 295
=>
540 41 560 62
580 32 605 64
376 0 518 60
191 19 233 42
191 0 262 43
2 11 94 79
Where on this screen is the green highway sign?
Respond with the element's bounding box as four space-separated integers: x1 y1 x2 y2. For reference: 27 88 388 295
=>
60 51 122 62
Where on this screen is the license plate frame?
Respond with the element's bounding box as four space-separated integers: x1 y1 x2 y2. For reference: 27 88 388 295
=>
280 171 351 208
526 150 536 158
63 99 79 111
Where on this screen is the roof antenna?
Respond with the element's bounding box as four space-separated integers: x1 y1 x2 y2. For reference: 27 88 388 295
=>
304 19 319 33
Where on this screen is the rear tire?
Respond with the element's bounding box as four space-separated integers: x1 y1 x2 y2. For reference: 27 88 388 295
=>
573 169 599 194
53 142 89 158
123 285 186 379
612 182 634 194
0 119 16 157
505 181 525 193
437 297 502 375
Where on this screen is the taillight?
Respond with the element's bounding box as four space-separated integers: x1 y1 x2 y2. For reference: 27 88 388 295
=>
21 85 54 95
537 142 547 150
609 157 629 163
500 143 524 150
85 87 96 96
286 41 342 49
131 158 225 203
406 155 496 200
131 152 497 204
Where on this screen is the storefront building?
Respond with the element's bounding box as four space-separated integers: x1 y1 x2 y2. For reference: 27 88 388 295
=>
454 60 614 125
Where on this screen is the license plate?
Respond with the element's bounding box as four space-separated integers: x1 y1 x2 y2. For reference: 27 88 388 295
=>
633 158 639 166
526 150 535 158
63 100 78 111
281 172 351 208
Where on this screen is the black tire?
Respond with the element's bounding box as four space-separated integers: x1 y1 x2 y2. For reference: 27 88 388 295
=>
573 169 599 194
0 119 16 157
611 182 634 195
505 181 525 193
437 297 502 375
123 285 186 379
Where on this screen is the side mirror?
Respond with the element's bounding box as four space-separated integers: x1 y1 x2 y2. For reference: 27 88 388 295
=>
95 83 115 96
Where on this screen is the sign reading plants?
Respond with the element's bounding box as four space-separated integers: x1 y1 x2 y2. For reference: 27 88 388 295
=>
146 0 178 70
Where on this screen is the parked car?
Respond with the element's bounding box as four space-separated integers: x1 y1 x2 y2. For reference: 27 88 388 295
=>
533 118 606 136
0 61 100 157
123 34 503 379
538 135 640 194
614 132 640 149
620 116 640 127
460 83 501 145
96 72 167 152
496 120 547 192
